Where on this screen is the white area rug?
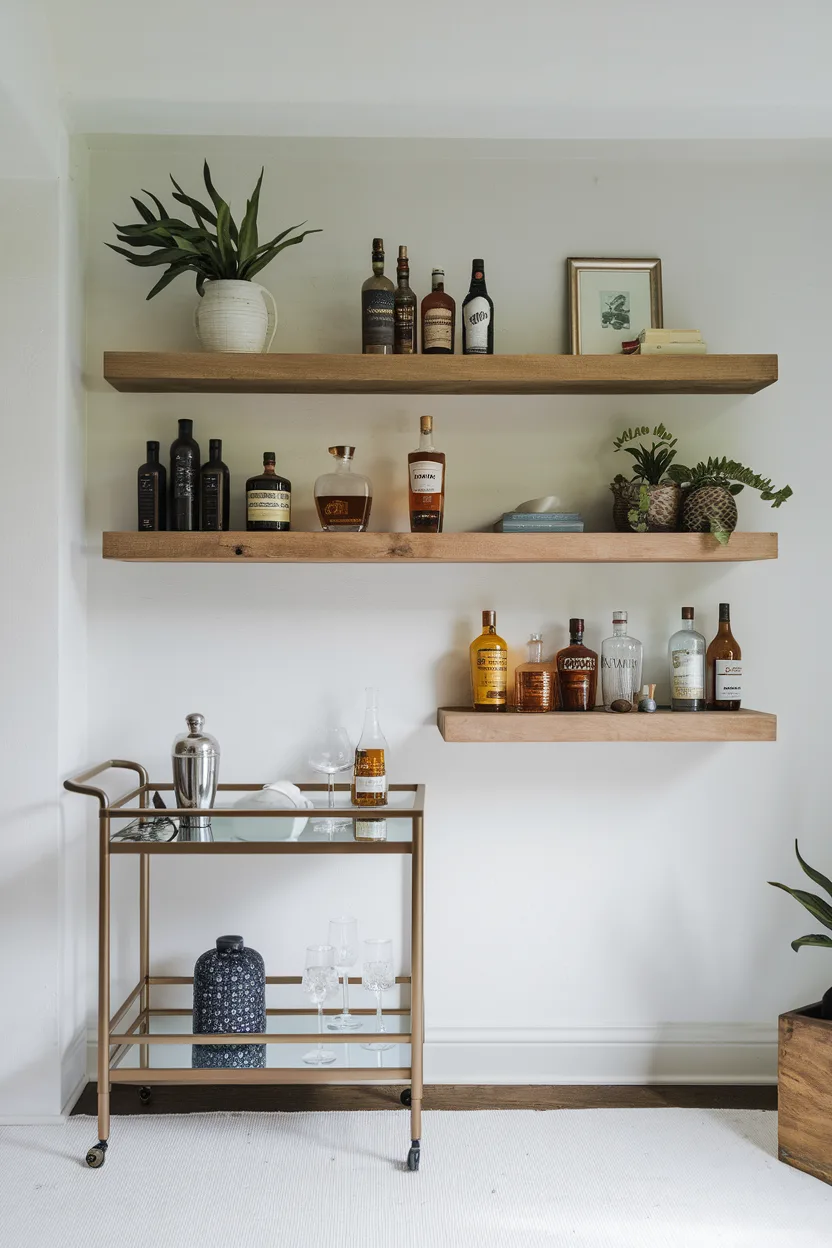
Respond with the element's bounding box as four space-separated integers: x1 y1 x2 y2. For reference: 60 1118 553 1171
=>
1 1110 831 1247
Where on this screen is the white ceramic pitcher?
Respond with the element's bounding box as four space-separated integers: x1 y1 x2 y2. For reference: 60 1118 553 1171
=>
194 279 277 353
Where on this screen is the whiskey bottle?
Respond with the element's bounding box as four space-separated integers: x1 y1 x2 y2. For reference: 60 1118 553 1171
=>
352 687 388 807
137 440 166 531
470 610 508 712
556 619 598 711
421 268 455 354
361 238 395 354
199 438 230 532
354 816 388 842
314 446 373 531
169 418 200 531
669 607 706 711
515 633 555 712
393 245 417 354
461 259 494 355
246 452 291 531
706 603 742 710
407 415 445 533
601 611 643 710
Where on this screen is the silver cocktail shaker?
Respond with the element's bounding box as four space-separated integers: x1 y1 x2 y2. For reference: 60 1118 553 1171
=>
172 713 220 842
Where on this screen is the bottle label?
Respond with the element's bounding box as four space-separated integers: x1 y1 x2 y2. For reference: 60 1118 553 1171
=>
715 660 742 701
560 657 596 671
423 308 453 351
355 775 387 793
362 290 395 349
409 460 444 494
138 473 158 531
173 452 196 498
355 818 388 841
247 489 291 523
671 649 705 700
201 474 220 530
463 296 491 353
394 303 416 353
473 649 507 703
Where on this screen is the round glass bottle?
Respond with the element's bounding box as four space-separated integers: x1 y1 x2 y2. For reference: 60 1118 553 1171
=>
314 446 373 532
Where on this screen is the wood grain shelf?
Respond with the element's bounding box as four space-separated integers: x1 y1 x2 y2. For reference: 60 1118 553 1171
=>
102 352 778 395
437 707 777 743
102 531 778 564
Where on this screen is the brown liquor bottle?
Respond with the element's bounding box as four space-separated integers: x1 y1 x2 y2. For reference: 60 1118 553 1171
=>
246 452 291 531
515 634 555 713
393 245 418 354
706 603 743 710
352 687 389 808
556 619 598 711
469 610 508 712
421 268 455 354
408 415 445 532
137 440 166 531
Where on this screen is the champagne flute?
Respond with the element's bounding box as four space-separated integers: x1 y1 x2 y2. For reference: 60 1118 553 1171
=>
301 944 338 1065
308 727 353 838
327 916 362 1032
360 937 395 1052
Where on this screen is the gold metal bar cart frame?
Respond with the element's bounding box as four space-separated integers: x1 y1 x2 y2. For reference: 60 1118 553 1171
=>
64 762 425 1172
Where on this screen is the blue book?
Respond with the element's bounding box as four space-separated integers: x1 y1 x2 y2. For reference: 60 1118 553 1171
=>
495 521 584 532
502 512 582 521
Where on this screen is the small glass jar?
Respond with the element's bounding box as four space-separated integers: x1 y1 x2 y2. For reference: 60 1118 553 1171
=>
314 446 373 532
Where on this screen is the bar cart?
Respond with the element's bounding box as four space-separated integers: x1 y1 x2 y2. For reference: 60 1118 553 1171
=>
64 762 425 1171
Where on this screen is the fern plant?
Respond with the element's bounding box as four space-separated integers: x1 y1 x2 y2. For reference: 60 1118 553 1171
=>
667 457 793 508
612 424 678 485
108 161 321 299
770 841 832 1018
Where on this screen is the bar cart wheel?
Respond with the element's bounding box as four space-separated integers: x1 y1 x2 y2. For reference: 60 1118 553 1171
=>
85 1142 108 1169
407 1140 421 1172
400 1088 412 1107
138 1086 152 1105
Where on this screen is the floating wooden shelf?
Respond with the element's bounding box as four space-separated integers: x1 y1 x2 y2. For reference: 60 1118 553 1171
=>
102 531 778 564
102 352 778 395
437 707 777 743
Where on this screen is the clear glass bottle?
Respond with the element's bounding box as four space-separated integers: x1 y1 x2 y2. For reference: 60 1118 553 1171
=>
706 603 742 710
469 610 508 712
601 611 643 710
669 607 706 711
361 238 395 354
352 687 388 807
514 634 555 712
314 447 373 531
408 416 445 533
556 619 598 711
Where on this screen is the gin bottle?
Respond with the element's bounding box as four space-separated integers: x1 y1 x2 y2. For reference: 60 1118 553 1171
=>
601 611 643 710
669 607 706 711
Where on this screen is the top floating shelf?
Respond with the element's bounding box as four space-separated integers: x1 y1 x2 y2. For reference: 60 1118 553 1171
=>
102 352 778 396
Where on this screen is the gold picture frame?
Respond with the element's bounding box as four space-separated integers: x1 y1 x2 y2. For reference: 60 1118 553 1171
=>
567 258 663 355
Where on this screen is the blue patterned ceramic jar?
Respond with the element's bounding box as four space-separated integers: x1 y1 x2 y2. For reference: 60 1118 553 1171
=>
192 935 266 1069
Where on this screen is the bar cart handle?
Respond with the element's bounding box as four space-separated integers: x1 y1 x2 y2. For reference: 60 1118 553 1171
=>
64 760 149 810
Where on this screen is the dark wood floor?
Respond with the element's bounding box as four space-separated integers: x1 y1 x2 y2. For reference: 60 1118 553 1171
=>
72 1082 777 1115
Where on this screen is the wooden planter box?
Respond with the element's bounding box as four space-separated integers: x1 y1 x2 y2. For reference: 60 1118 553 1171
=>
779 1002 832 1184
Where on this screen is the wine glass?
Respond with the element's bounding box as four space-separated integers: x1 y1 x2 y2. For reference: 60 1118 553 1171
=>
327 916 362 1032
301 944 339 1065
308 727 353 838
360 937 395 1052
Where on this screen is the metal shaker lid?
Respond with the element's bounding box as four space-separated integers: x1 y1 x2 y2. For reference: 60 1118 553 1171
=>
172 713 220 759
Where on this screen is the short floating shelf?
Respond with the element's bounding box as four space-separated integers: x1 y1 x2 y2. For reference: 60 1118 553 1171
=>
437 707 776 743
102 531 778 564
102 352 778 396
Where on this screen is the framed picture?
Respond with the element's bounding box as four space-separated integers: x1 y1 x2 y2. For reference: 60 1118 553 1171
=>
567 258 663 354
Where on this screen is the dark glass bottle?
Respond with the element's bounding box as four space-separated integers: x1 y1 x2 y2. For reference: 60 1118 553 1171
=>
199 439 230 532
556 619 598 711
137 440 166 531
246 452 291 531
393 245 418 354
706 603 743 710
421 268 455 354
361 238 395 354
169 418 200 531
462 259 494 355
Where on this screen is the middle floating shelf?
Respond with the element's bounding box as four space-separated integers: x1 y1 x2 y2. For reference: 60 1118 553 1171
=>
102 531 778 564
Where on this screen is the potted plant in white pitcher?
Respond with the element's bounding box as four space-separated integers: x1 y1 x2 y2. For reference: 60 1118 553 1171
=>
108 161 321 352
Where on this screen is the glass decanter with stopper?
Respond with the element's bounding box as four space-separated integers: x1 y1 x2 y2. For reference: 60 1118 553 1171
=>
314 446 373 532
514 633 555 712
601 611 643 710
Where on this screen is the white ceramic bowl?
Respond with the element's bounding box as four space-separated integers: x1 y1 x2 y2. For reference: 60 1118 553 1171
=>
515 495 562 514
232 781 314 841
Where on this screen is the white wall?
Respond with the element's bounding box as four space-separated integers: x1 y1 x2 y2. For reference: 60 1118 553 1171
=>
82 136 828 1083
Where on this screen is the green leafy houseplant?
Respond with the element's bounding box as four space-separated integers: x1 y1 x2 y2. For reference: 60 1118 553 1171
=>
668 458 792 545
610 424 682 532
108 161 321 299
770 841 832 1019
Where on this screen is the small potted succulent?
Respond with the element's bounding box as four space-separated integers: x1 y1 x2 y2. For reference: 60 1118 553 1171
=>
108 161 321 352
668 457 792 544
610 424 682 532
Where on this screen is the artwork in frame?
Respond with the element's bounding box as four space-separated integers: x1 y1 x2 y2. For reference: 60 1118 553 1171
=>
567 258 663 355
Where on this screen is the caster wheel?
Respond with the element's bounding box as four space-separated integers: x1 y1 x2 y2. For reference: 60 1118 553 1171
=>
85 1142 107 1169
407 1142 420 1172
138 1087 152 1105
400 1088 412 1107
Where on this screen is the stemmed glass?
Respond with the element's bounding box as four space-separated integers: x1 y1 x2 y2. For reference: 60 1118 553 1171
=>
327 916 362 1032
360 937 395 1052
301 944 339 1065
308 727 353 838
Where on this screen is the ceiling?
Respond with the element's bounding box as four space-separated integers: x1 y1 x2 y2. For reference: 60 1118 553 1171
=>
41 0 832 140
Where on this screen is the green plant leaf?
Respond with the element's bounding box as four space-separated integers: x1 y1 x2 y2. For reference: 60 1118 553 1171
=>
241 229 322 279
768 881 832 931
237 167 263 268
791 934 832 952
215 200 235 274
145 262 193 300
203 161 238 242
141 190 171 221
106 244 196 267
709 521 731 546
131 196 157 224
169 176 217 228
794 841 832 900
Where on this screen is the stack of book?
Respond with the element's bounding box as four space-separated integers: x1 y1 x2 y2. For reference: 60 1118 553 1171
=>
494 512 585 533
622 328 707 355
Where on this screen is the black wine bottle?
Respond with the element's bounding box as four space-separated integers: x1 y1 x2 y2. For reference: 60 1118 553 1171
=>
246 452 291 531
169 418 200 531
137 440 166 531
200 438 230 531
461 259 494 355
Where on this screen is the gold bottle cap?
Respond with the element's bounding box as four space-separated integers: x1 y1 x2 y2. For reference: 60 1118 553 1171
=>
483 610 496 626
420 415 433 433
329 446 355 459
398 245 408 259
